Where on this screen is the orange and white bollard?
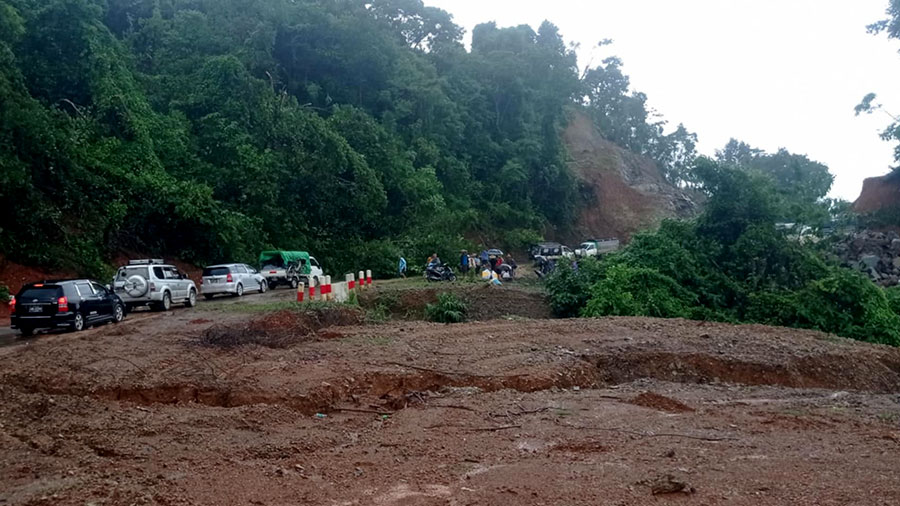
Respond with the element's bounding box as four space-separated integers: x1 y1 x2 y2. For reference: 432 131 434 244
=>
296 282 305 302
358 271 365 291
366 269 372 287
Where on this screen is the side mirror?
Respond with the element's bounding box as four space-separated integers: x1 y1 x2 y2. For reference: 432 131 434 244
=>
105 284 112 291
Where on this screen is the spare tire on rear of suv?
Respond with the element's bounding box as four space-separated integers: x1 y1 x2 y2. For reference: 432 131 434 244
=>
126 275 149 297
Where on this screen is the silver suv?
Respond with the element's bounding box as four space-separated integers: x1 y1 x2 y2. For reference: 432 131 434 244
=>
113 259 198 311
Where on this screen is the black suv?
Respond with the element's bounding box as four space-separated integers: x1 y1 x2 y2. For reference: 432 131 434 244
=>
9 280 126 336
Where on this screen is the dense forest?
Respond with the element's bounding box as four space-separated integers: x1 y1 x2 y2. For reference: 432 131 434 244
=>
0 0 697 277
0 0 845 278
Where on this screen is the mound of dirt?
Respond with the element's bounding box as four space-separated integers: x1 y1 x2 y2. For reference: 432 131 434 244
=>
562 112 700 242
200 307 364 349
361 283 552 321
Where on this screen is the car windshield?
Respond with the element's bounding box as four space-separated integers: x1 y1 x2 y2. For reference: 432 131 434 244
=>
117 267 149 280
203 267 229 277
19 286 62 300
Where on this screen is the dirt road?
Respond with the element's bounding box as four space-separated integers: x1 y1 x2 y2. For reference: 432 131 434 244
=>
2 286 900 505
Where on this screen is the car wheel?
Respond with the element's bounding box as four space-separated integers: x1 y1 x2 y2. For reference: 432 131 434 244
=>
204 294 215 300
235 283 244 297
289 278 298 289
159 292 172 312
185 289 197 308
19 327 34 337
113 304 125 323
72 312 85 332
267 280 277 290
259 280 267 293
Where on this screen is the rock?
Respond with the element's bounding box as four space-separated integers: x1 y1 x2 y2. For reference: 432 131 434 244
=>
859 255 881 270
648 474 695 495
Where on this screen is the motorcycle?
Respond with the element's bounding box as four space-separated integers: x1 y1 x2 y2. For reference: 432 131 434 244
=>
425 263 457 282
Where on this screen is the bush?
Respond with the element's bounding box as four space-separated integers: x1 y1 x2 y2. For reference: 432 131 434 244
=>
886 286 900 316
0 283 9 303
545 258 605 317
792 269 900 346
425 292 468 323
581 264 697 319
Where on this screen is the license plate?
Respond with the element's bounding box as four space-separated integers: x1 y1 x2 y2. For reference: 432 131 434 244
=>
28 306 42 313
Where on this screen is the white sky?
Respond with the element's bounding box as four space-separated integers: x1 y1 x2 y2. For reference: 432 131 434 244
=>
423 0 900 200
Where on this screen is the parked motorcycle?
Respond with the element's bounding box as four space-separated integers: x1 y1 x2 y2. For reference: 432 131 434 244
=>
425 263 457 282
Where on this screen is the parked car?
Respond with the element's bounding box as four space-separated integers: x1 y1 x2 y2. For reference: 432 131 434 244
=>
575 238 620 257
258 251 324 289
9 279 126 336
112 259 197 312
201 263 267 299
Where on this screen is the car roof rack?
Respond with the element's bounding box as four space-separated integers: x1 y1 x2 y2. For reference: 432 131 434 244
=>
128 259 166 265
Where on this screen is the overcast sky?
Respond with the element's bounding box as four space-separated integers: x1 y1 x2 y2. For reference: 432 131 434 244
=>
423 0 900 201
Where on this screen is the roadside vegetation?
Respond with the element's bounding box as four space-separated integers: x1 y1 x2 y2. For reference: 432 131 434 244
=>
547 159 900 346
425 292 468 324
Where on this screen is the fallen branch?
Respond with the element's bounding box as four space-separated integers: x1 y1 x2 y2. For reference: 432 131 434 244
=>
466 424 521 432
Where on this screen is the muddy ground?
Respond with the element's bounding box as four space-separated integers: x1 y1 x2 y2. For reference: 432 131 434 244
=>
2 284 900 505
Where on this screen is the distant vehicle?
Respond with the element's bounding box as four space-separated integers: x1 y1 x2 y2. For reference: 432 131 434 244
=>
535 242 574 261
259 251 324 289
575 238 620 258
113 259 197 312
201 263 267 299
9 279 126 336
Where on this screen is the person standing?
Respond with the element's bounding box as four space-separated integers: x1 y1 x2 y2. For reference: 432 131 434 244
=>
459 250 469 274
398 256 407 278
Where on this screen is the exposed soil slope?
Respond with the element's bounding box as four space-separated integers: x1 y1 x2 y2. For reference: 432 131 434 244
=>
854 173 900 214
562 112 700 242
2 297 900 505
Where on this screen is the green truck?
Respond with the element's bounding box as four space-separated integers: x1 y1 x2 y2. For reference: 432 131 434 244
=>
258 251 324 289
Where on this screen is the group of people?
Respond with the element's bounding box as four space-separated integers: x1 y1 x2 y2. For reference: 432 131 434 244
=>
457 250 517 275
396 250 518 281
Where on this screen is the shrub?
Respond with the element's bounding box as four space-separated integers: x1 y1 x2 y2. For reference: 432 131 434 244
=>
0 283 9 303
581 264 697 319
545 258 605 317
425 292 468 323
886 286 900 316
792 269 900 346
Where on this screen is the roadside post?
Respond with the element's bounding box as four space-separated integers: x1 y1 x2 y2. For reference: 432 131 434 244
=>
323 276 332 301
296 282 305 303
309 279 316 300
358 271 365 290
346 273 355 290
366 269 372 287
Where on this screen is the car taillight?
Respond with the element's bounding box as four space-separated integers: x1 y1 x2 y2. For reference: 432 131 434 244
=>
226 273 233 283
269 271 277 274
8 296 15 313
150 282 156 292
57 296 68 312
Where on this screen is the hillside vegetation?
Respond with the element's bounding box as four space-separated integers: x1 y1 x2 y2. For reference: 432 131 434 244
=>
547 158 900 346
0 0 705 277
